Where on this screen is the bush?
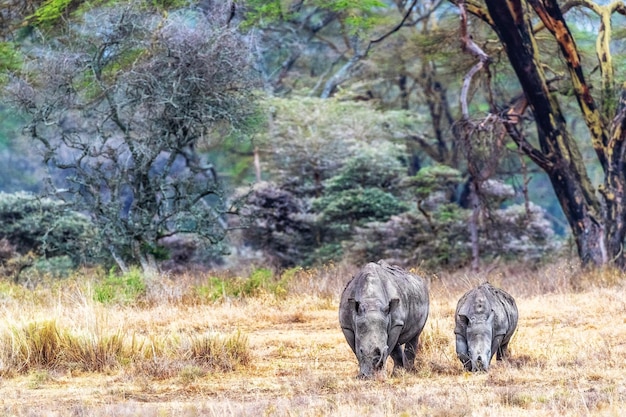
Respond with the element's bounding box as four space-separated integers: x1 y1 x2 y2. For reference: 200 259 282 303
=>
346 208 471 269
306 150 409 265
0 192 100 267
241 182 315 268
346 202 561 269
313 187 408 228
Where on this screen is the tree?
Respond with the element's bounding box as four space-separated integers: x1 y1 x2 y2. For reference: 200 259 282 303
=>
454 0 626 268
250 96 419 266
255 96 419 197
6 2 258 273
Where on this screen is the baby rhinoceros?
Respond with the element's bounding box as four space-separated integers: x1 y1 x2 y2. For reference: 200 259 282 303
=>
454 283 518 372
339 260 429 378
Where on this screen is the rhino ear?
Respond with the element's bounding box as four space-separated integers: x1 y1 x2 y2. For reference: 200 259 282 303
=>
384 298 400 315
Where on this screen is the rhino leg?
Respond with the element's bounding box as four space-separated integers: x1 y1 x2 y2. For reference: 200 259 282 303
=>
496 339 509 361
455 334 472 371
389 345 406 372
403 336 418 371
491 334 504 362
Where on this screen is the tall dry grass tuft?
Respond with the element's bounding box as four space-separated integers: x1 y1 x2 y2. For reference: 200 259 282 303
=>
183 330 250 372
0 320 131 374
60 330 127 372
0 320 62 373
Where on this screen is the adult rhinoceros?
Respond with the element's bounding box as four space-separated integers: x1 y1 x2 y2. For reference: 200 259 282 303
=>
339 260 429 378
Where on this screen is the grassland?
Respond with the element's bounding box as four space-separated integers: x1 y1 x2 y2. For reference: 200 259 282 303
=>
0 261 624 416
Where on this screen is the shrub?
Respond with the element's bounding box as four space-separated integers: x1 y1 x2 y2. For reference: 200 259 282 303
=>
346 202 561 269
241 182 315 268
313 187 408 228
0 192 100 269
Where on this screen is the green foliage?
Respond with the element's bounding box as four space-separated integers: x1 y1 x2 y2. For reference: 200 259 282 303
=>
93 268 146 304
314 0 386 33
0 108 26 151
195 276 232 302
257 96 417 197
0 42 22 74
28 0 73 28
150 0 189 9
10 3 259 273
324 145 406 193
243 0 386 32
195 268 289 302
409 165 463 201
314 187 407 226
310 243 344 265
207 135 257 186
306 146 408 265
242 0 286 28
0 192 99 266
30 256 75 279
241 267 273 296
141 242 169 262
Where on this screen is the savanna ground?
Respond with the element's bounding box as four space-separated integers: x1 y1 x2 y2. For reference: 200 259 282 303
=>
0 261 625 416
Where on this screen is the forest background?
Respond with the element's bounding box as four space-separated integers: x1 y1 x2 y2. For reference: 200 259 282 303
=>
3 0 621 280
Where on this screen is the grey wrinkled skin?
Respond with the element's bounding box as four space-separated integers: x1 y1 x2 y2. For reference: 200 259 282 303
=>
454 283 518 372
339 260 429 378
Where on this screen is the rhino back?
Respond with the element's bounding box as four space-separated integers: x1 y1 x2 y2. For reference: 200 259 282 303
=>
374 261 428 304
485 284 518 339
454 285 494 335
372 261 429 343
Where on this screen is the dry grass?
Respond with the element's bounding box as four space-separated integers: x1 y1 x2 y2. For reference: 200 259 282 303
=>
0 260 625 416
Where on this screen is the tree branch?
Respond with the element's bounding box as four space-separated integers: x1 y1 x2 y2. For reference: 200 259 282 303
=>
458 0 492 119
527 0 609 170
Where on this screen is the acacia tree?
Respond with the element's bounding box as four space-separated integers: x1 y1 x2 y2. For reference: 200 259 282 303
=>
453 0 626 267
6 2 258 273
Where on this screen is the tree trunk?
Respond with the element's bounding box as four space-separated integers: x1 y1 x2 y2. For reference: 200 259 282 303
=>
132 240 159 277
109 245 129 274
603 83 626 266
468 179 481 272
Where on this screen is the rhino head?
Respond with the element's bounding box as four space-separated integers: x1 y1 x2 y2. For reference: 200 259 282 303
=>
349 298 399 378
460 311 494 372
